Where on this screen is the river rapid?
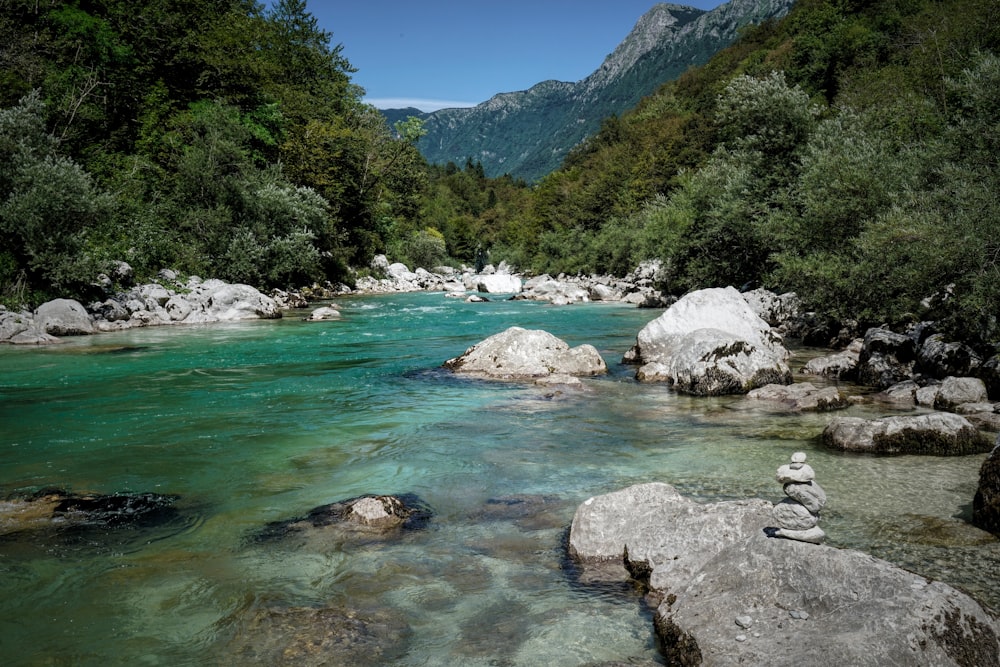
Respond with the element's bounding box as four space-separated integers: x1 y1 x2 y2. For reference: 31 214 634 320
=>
1 292 997 665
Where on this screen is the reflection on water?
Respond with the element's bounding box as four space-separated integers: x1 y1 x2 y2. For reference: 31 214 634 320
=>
0 292 996 665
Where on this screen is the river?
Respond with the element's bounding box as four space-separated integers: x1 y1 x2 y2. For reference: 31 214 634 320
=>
1 291 996 665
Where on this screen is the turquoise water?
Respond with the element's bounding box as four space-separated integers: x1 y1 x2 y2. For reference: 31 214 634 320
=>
1 292 997 666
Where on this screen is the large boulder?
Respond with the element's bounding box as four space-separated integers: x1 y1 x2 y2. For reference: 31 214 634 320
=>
857 327 917 389
191 283 281 322
0 308 32 342
822 412 994 455
567 483 772 590
626 287 791 395
476 273 522 294
443 326 607 380
918 333 982 379
654 530 1000 667
34 298 94 336
935 376 989 411
973 436 1000 536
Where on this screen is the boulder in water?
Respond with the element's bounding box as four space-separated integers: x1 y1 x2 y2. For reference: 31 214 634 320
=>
626 287 791 395
822 412 994 455
443 326 607 380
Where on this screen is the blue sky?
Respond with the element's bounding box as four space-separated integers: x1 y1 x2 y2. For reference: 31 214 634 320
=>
306 1 727 111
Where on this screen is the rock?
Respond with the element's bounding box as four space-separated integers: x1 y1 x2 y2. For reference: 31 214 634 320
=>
801 339 862 380
822 412 994 455
876 379 920 405
967 411 1000 433
253 494 433 546
654 531 1000 667
918 334 982 379
746 382 849 411
304 306 341 321
226 604 411 666
973 437 1000 536
443 326 607 380
476 273 522 294
1 489 180 535
771 497 818 530
740 288 800 328
857 328 917 389
200 283 281 321
0 309 31 342
567 482 772 590
34 298 94 336
515 276 589 304
783 481 826 513
164 295 192 321
627 287 791 395
977 355 1000 400
935 376 989 411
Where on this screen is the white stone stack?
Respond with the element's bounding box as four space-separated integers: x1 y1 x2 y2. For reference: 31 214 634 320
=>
771 452 826 544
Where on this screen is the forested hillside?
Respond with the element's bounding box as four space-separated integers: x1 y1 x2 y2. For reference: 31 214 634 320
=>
485 0 999 348
2 0 998 350
0 0 427 305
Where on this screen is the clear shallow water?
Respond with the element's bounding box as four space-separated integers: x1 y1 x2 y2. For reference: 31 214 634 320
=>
0 292 996 665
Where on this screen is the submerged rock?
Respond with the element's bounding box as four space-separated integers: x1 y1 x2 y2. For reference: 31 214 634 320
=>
225 604 411 666
626 287 792 395
252 494 433 545
822 412 994 455
0 488 180 535
443 326 607 380
746 382 849 412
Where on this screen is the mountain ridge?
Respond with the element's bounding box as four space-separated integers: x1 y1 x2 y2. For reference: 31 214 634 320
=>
382 0 794 181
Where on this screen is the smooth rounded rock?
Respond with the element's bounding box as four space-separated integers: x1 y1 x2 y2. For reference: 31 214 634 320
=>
772 497 819 530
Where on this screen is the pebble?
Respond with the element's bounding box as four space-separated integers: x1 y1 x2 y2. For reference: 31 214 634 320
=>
789 610 810 620
735 615 753 629
736 634 747 642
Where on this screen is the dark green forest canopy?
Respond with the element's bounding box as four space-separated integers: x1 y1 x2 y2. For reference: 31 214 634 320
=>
1 0 998 349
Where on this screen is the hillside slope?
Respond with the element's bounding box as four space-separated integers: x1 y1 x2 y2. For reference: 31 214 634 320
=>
384 0 793 181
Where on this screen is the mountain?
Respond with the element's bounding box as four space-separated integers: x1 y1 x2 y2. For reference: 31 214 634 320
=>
382 0 795 182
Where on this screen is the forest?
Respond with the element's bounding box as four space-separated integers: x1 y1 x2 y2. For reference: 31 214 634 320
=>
1 0 998 349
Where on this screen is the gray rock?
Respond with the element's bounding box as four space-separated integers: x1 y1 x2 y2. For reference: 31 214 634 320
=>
740 288 800 328
876 379 920 405
164 295 192 322
973 436 1000 536
567 482 772 591
304 306 341 321
822 412 994 455
918 333 982 379
195 283 281 321
747 382 849 411
772 497 818 530
443 326 607 380
935 376 989 411
0 309 31 342
476 273 523 294
857 328 916 389
34 298 94 336
628 287 791 395
783 481 826 513
801 339 861 380
654 530 1000 667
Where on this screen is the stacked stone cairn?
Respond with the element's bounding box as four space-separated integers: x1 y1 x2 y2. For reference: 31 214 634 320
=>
770 452 826 544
